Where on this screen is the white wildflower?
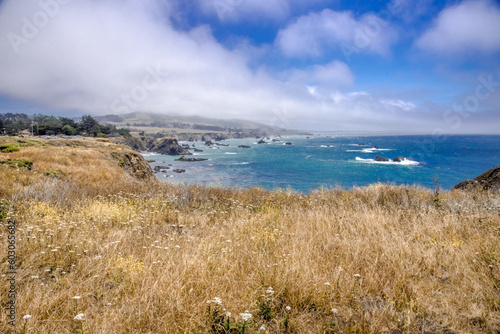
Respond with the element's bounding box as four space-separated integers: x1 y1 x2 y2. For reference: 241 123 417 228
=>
265 287 274 295
285 306 291 311
207 297 222 305
23 315 32 320
331 308 338 314
240 311 252 322
259 324 266 331
324 282 331 286
72 296 81 300
73 313 85 321
353 274 361 278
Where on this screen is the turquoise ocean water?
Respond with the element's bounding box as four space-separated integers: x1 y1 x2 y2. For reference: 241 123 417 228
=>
143 135 500 192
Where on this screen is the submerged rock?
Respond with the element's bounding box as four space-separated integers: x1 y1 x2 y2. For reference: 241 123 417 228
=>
392 157 411 162
173 169 185 173
238 145 251 148
175 156 208 162
154 165 170 172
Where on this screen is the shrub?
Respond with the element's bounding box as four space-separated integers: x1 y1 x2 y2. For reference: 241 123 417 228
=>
0 159 33 169
0 143 20 152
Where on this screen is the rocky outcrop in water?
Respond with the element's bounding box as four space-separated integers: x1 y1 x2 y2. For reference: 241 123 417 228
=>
453 165 500 191
146 137 192 156
175 156 208 162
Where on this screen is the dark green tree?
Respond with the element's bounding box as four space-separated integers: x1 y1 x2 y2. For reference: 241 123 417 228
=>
62 124 77 135
79 115 99 134
59 117 77 128
89 124 101 137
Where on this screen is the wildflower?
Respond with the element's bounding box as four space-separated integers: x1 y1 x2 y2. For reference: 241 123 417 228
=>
207 297 222 305
259 324 266 331
331 308 338 314
353 274 361 278
72 296 81 300
285 306 291 311
226 312 231 317
324 282 331 286
74 313 85 321
51 249 58 252
31 276 39 279
265 287 274 295
23 315 32 320
240 311 252 322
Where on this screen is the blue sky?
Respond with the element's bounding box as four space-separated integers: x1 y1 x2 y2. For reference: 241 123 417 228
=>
0 0 499 133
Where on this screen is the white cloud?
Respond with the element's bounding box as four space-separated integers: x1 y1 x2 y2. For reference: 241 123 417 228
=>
0 0 492 134
276 9 398 58
286 61 354 89
195 0 333 24
198 0 289 22
416 0 500 55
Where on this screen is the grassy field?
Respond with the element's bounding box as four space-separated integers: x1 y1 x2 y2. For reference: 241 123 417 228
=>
0 137 499 333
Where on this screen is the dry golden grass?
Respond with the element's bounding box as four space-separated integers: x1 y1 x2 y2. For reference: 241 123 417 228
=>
0 137 499 334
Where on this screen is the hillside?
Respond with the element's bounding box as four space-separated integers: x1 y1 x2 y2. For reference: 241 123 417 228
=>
95 112 309 139
0 137 499 334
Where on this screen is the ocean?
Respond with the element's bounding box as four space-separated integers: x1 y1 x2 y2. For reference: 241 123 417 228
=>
143 135 500 192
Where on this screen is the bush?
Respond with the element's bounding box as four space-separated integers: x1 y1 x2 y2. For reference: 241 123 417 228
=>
0 159 32 169
0 143 20 153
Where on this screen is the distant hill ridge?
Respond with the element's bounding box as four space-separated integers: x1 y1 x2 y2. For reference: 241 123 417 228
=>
95 112 282 131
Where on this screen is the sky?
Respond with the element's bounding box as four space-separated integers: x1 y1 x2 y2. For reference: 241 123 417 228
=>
0 0 499 134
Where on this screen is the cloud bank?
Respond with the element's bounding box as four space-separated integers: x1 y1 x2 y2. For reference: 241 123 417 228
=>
416 0 500 55
0 0 497 134
276 9 398 58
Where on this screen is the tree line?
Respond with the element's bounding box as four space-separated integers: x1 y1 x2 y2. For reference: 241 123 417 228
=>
0 113 130 137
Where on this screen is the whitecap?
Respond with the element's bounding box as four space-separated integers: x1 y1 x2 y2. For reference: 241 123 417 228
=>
355 157 419 166
225 152 238 155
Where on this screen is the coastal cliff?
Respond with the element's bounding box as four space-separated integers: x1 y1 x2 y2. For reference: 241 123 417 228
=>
113 135 191 155
0 136 157 198
453 165 500 190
